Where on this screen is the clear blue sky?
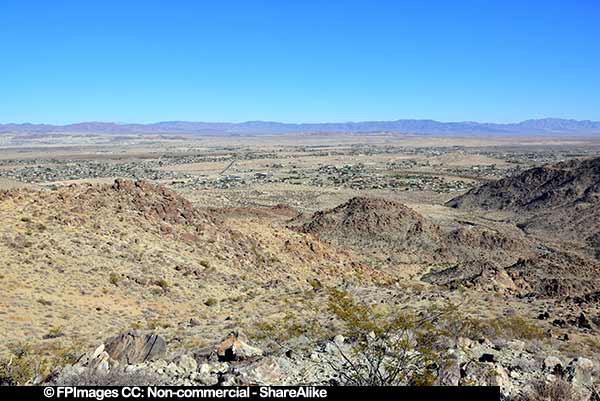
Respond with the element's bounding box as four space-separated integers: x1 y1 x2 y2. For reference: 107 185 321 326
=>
1 0 599 124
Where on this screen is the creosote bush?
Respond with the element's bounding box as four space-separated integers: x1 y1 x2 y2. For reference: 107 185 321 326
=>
518 377 587 401
324 288 483 386
0 341 82 385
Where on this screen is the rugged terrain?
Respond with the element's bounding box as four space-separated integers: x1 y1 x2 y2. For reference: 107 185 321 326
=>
448 157 600 262
0 135 599 399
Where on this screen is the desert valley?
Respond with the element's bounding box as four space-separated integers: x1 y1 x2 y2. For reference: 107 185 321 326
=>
0 128 599 399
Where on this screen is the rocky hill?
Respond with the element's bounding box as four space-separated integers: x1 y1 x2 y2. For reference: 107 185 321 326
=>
296 197 445 263
447 157 600 260
447 157 600 211
1 182 599 395
0 180 380 352
294 195 600 299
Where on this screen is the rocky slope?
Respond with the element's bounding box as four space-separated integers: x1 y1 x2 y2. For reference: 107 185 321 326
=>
295 197 445 263
1 180 599 395
447 157 600 259
0 180 380 351
50 328 597 401
293 196 556 295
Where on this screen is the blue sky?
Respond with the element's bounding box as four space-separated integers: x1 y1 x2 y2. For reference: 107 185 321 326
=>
0 0 598 124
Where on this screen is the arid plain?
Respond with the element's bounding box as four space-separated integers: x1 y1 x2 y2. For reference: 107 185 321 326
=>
1 132 599 397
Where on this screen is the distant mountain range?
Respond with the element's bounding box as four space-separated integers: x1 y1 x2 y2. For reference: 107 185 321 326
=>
1 118 599 136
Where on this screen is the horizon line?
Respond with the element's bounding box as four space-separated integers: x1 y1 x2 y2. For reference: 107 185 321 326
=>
1 117 599 126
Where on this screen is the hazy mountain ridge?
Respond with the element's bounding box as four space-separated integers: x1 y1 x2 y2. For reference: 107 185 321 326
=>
1 118 600 136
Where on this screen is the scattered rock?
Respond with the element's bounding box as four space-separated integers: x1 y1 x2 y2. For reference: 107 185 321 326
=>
537 311 550 320
333 335 345 346
543 356 564 375
175 354 197 374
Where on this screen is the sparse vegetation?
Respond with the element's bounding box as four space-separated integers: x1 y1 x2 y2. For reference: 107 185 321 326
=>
322 288 481 386
109 272 121 286
483 315 545 341
44 326 65 339
518 377 586 401
154 278 169 291
204 297 217 307
0 341 82 385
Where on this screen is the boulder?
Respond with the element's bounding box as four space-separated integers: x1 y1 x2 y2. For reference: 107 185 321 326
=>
175 354 197 374
543 356 564 375
236 357 289 385
73 344 111 372
566 357 594 387
216 331 263 362
576 313 593 329
104 331 167 364
333 335 345 346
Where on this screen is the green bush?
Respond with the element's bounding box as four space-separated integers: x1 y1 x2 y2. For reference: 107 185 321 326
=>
204 298 217 307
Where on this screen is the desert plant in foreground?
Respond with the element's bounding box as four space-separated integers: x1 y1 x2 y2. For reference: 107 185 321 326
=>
323 288 480 386
518 377 587 401
0 341 81 385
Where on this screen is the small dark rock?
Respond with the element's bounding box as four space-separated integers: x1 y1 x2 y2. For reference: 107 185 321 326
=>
479 353 495 363
576 313 593 329
552 319 567 328
537 311 550 320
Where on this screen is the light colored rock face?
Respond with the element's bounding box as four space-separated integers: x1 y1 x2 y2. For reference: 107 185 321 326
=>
175 354 197 374
216 331 263 361
567 357 594 388
235 356 289 385
543 356 563 373
104 331 167 364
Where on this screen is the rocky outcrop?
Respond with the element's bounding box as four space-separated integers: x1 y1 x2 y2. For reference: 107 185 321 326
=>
52 331 598 398
447 157 600 262
104 331 167 364
216 331 264 362
293 197 445 263
447 157 600 211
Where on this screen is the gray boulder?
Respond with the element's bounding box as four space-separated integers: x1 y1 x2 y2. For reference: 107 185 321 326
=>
104 331 167 364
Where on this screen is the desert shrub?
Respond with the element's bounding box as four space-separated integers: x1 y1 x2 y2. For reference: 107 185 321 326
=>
0 344 41 385
109 273 121 286
252 314 328 346
322 288 476 386
44 326 65 339
0 341 81 385
204 297 218 307
483 315 545 340
146 319 171 330
54 368 165 386
307 278 323 291
590 385 600 401
154 278 169 291
518 377 586 401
